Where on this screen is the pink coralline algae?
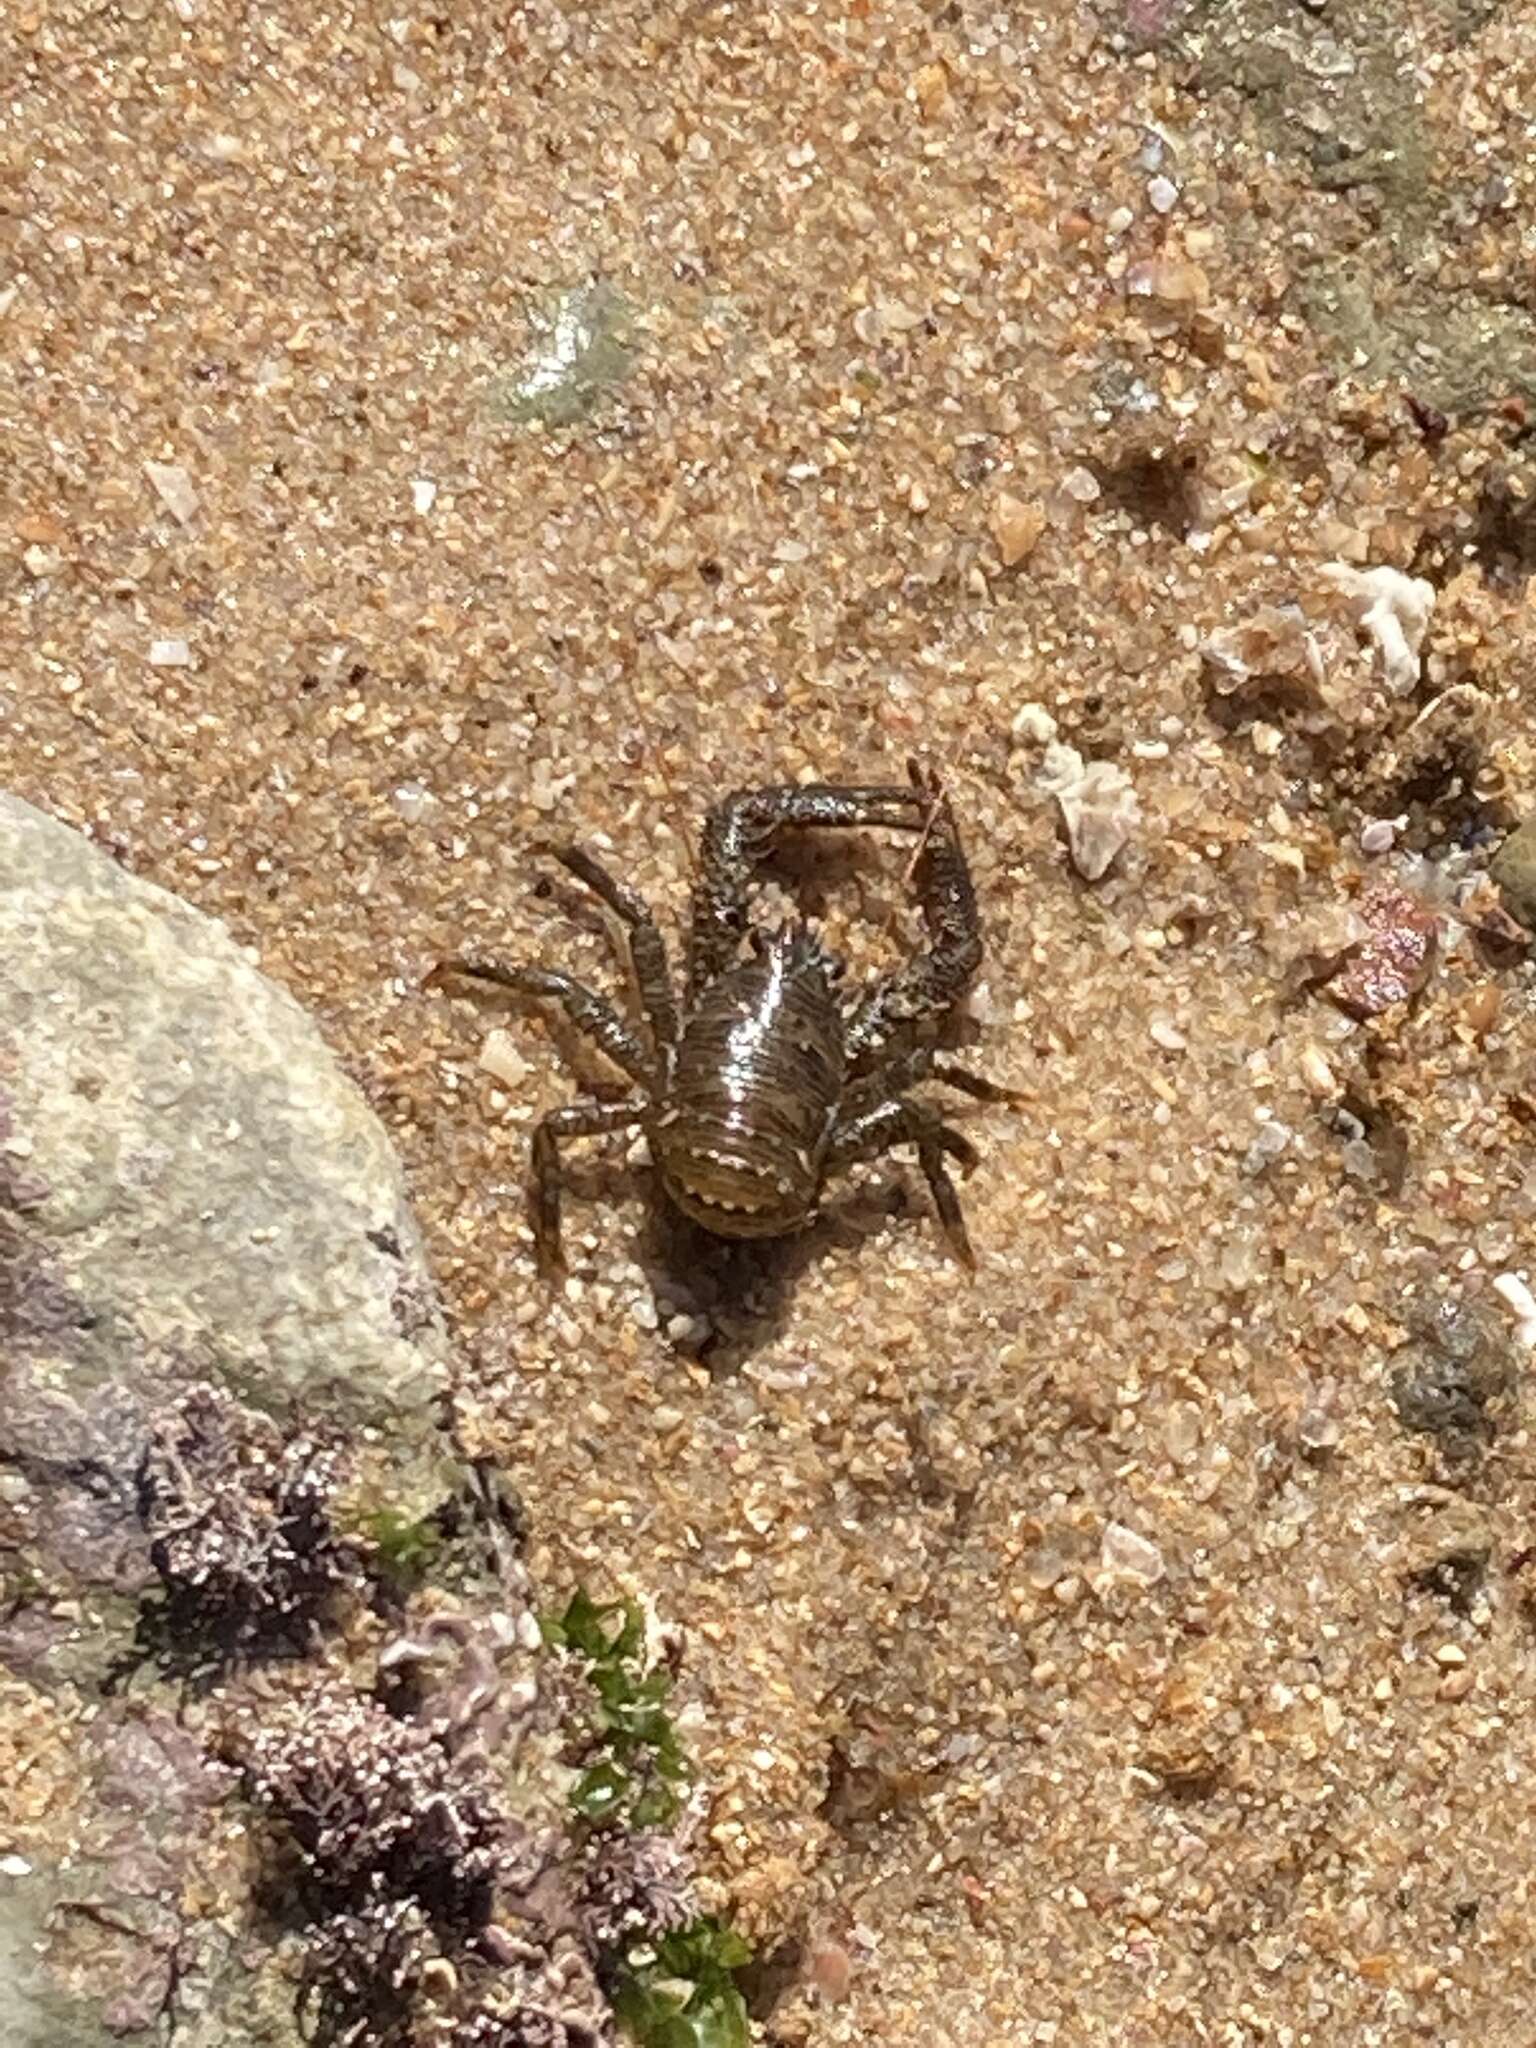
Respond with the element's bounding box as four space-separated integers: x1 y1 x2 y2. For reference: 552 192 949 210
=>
1327 885 1439 1020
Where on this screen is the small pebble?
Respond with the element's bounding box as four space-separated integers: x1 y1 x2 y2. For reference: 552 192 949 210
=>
391 781 434 823
149 638 191 666
1241 1121 1291 1176
1462 984 1501 1037
1298 1044 1336 1098
876 296 924 333
809 1942 854 2004
1491 1271 1536 1348
1125 256 1210 305
144 459 199 524
990 490 1046 567
1491 1271 1536 1319
1219 1235 1257 1290
1147 175 1179 213
1297 1378 1342 1451
912 61 949 119
411 478 438 514
478 1028 529 1089
1359 818 1396 855
1040 744 1141 883
1100 1521 1165 1586
1163 1401 1202 1463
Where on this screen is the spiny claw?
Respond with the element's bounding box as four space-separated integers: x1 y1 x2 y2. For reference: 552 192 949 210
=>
534 1240 568 1284
948 1224 978 1272
424 958 498 997
906 756 947 804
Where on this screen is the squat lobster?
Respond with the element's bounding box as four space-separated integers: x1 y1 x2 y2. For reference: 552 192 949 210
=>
428 761 1019 1277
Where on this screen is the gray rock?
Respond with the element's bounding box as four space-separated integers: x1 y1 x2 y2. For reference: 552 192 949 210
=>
0 1880 122 2048
0 795 460 2042
1388 1298 1513 1467
0 795 454 1687
0 1702 306 2048
0 793 449 1422
1490 815 1536 928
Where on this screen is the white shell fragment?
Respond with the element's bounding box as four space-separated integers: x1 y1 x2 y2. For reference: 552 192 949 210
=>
479 1028 530 1089
1320 562 1435 694
1100 1521 1165 1586
143 460 200 524
1491 1271 1536 1351
1038 742 1142 882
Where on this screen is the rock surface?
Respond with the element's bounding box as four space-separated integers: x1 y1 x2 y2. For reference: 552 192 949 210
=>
0 796 456 2044
0 1704 285 2048
1 795 449 1427
1490 815 1536 927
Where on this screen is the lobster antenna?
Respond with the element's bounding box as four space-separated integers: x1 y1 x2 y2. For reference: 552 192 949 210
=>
874 758 945 960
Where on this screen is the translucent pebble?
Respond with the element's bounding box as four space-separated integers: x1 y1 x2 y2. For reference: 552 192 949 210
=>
1164 1401 1202 1463
478 1028 529 1089
391 781 434 823
1100 1521 1165 1585
1219 1235 1256 1289
1240 1121 1291 1176
1297 1379 1341 1451
144 460 199 524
